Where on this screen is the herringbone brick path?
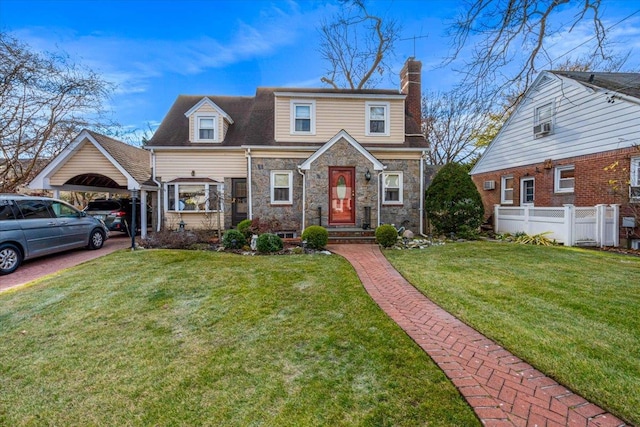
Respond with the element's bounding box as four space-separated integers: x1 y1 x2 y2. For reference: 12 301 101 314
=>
328 244 627 427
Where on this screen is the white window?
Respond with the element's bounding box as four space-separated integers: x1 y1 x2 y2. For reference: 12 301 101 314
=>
501 176 514 204
383 172 403 204
195 114 217 142
167 183 219 212
271 171 293 204
366 102 390 136
630 158 640 201
290 100 315 134
534 102 554 136
555 165 575 193
521 177 535 205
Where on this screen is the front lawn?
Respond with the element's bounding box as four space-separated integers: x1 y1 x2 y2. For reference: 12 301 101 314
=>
385 242 640 426
0 250 479 426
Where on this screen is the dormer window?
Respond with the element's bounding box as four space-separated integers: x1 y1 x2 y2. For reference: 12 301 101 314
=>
534 102 554 137
290 100 315 134
198 116 216 141
366 102 389 136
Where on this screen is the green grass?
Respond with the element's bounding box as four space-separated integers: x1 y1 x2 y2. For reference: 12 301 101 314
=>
384 241 640 426
0 250 479 426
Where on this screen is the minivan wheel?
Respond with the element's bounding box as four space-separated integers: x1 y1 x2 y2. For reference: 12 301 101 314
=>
0 243 22 275
88 229 105 250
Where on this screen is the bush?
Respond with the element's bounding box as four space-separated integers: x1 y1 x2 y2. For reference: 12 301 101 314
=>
256 233 284 253
237 219 253 240
141 230 199 249
222 229 246 249
424 162 484 236
301 225 328 249
375 224 398 248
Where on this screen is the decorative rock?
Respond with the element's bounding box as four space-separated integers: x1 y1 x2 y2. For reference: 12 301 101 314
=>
402 229 414 239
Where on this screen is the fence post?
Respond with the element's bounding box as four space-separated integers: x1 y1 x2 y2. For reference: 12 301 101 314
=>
611 204 620 247
494 205 500 234
595 204 605 247
563 204 574 246
523 205 530 235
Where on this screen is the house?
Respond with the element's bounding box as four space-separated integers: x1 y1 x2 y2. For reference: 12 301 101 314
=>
470 71 640 247
145 58 429 237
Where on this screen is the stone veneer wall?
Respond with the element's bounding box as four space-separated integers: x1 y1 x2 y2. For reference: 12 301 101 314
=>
251 158 304 232
378 158 422 232
250 138 425 234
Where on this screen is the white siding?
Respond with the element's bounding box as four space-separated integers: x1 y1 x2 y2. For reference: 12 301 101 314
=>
472 72 640 175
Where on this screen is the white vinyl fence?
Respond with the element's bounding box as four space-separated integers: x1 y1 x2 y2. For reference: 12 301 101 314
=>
494 204 620 247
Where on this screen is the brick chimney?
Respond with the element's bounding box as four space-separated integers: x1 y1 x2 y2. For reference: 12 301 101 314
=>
400 57 422 127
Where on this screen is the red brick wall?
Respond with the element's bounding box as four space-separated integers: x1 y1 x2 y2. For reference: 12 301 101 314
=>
472 147 640 243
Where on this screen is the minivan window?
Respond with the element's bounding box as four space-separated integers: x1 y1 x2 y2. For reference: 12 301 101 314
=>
50 201 80 218
15 200 53 219
0 201 21 220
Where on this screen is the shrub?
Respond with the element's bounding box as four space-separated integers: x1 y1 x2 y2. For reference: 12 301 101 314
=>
424 162 484 236
222 229 246 249
237 219 253 240
141 230 199 249
376 224 399 248
256 233 284 253
301 225 328 249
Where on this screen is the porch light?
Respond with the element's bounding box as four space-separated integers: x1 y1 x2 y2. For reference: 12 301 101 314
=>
364 169 371 181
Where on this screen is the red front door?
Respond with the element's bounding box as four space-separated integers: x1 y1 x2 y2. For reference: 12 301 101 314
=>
329 167 355 225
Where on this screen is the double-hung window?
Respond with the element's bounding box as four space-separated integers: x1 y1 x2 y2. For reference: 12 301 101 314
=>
534 102 554 137
383 172 403 204
366 102 389 136
555 165 575 193
501 176 514 204
630 158 640 202
271 171 293 204
291 100 315 134
167 183 218 212
196 115 217 142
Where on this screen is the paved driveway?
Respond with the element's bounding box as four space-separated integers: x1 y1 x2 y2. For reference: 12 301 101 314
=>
0 233 132 292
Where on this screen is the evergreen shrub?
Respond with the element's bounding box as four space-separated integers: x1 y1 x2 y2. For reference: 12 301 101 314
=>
222 229 246 249
256 233 284 253
375 224 398 248
301 225 328 249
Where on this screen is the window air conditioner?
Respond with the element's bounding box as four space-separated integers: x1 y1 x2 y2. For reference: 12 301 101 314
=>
533 121 552 136
632 240 640 250
483 180 496 190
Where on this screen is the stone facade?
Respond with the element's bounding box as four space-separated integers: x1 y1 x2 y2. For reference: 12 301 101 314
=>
249 137 424 234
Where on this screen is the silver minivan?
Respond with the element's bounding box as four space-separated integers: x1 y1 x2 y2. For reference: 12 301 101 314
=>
0 195 109 275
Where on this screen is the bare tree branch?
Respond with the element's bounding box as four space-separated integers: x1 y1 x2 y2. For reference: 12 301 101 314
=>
0 32 115 192
318 1 400 89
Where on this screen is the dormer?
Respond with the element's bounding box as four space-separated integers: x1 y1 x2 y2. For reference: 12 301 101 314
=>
184 97 234 143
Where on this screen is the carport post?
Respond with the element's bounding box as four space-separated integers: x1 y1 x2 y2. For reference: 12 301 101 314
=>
131 189 138 250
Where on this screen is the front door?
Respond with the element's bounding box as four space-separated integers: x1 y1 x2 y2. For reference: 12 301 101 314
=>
329 167 355 225
231 178 247 226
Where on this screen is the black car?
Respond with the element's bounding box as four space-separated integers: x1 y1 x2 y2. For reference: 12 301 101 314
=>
84 198 151 235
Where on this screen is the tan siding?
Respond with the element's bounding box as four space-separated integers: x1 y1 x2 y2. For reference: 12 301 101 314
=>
370 151 424 160
164 212 224 230
155 150 247 181
250 150 314 159
275 96 405 144
187 104 226 143
50 141 127 185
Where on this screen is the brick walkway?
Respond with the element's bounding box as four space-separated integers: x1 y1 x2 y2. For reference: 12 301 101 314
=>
328 244 627 427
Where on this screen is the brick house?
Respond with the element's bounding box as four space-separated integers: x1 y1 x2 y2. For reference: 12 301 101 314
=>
470 71 640 247
145 58 429 237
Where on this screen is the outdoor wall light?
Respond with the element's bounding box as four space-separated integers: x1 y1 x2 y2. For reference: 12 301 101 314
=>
364 168 371 181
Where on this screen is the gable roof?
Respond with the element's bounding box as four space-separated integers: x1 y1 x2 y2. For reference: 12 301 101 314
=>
146 87 428 149
550 71 640 99
29 129 152 191
184 97 234 123
299 130 386 171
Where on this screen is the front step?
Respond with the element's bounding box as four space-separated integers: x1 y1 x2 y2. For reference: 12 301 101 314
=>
327 228 376 244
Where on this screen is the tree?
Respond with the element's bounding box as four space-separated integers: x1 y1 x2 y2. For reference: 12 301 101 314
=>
424 162 484 237
444 0 625 102
318 0 400 89
422 90 489 165
0 32 114 193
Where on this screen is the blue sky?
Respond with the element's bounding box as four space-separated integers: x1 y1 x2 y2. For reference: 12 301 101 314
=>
2 0 639 141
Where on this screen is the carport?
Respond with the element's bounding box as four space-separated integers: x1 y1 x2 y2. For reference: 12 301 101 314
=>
28 129 159 238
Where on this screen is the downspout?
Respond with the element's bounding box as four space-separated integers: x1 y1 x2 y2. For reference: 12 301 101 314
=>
150 149 162 232
297 167 306 233
246 148 253 219
377 171 383 228
420 150 427 237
